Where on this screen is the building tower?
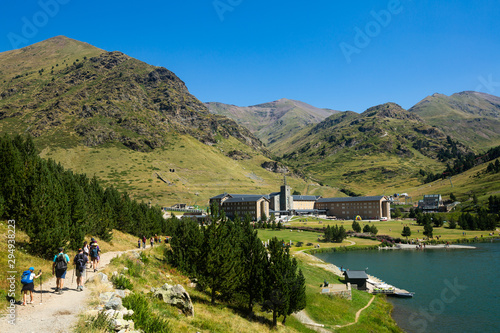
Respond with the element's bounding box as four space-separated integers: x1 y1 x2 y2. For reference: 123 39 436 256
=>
279 173 293 212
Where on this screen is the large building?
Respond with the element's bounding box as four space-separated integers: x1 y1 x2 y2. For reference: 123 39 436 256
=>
315 196 391 220
418 194 443 212
210 178 391 221
209 193 270 221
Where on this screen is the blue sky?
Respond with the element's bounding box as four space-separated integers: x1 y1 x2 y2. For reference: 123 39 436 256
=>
1 0 500 112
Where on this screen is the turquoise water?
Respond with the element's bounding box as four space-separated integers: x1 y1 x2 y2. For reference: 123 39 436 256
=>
315 242 500 333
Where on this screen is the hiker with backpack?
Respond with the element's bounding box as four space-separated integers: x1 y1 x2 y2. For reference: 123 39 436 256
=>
52 248 70 294
142 235 146 249
20 267 42 306
73 248 88 291
83 241 90 269
90 242 100 272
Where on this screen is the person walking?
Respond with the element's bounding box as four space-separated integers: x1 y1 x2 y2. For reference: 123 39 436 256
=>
83 241 90 269
150 237 154 248
137 238 141 248
52 248 70 294
73 248 88 291
142 236 146 249
90 242 100 272
20 267 42 305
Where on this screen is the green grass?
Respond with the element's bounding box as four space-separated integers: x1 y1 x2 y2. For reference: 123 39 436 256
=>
39 135 342 208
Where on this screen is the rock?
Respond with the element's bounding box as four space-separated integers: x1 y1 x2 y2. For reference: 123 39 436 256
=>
104 295 123 311
151 283 194 316
123 267 129 272
112 271 118 277
129 251 141 259
113 289 131 298
87 272 109 284
111 318 133 331
99 292 115 303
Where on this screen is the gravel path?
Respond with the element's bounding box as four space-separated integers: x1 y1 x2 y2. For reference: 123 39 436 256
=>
1 248 143 333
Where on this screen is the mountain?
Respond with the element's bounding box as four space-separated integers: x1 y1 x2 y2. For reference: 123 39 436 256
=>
409 91 500 150
0 36 343 205
206 98 338 152
0 36 267 154
279 102 472 195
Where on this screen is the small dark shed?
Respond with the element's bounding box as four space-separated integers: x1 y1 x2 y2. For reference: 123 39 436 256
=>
344 270 368 290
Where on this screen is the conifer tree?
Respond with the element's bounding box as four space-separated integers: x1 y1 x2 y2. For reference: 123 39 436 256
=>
238 214 266 313
262 237 293 327
284 267 306 325
423 222 433 238
199 204 242 304
401 226 411 239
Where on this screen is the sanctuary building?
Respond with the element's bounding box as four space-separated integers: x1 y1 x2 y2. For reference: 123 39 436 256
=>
209 176 391 221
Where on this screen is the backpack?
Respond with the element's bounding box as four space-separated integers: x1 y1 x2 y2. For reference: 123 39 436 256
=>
21 270 33 284
75 253 86 271
55 253 68 270
91 246 99 258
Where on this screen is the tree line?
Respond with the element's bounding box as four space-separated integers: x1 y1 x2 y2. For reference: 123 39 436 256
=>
165 205 306 328
419 145 500 183
0 134 170 258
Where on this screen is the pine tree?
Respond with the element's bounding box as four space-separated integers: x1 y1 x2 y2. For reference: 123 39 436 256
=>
262 237 293 327
198 204 242 304
401 226 411 239
238 214 266 313
423 222 433 238
284 268 306 325
352 221 361 233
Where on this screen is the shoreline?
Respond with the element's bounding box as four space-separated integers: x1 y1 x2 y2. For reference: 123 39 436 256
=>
381 243 476 250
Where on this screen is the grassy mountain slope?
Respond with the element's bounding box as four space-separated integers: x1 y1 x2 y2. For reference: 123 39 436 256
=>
401 156 500 204
0 36 344 205
279 103 470 195
409 91 500 150
206 98 338 152
40 135 342 207
0 36 266 154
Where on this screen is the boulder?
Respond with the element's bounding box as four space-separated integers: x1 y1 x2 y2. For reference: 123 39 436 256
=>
151 283 194 316
104 295 123 311
87 272 109 284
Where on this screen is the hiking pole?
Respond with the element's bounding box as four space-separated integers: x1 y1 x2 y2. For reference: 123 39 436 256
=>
39 270 43 304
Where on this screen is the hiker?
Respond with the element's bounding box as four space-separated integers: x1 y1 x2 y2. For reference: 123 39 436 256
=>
90 242 100 272
83 241 90 268
142 236 146 249
21 267 42 305
52 247 70 294
73 248 88 291
154 234 158 243
150 237 154 247
137 238 141 248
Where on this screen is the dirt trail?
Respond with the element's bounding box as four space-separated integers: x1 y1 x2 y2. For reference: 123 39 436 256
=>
1 247 144 333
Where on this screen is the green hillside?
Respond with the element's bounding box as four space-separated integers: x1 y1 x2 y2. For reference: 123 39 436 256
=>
0 36 344 205
206 99 338 152
409 91 500 150
279 103 470 195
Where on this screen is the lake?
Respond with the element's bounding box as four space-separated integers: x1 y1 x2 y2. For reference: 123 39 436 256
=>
315 242 500 333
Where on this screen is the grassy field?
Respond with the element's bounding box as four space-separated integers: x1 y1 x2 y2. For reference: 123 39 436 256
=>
284 217 498 242
40 135 342 208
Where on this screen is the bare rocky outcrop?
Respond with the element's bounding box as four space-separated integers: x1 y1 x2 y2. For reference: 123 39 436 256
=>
151 283 194 317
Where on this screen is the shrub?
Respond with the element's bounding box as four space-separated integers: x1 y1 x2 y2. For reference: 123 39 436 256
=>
123 293 169 333
112 275 134 290
78 311 113 332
